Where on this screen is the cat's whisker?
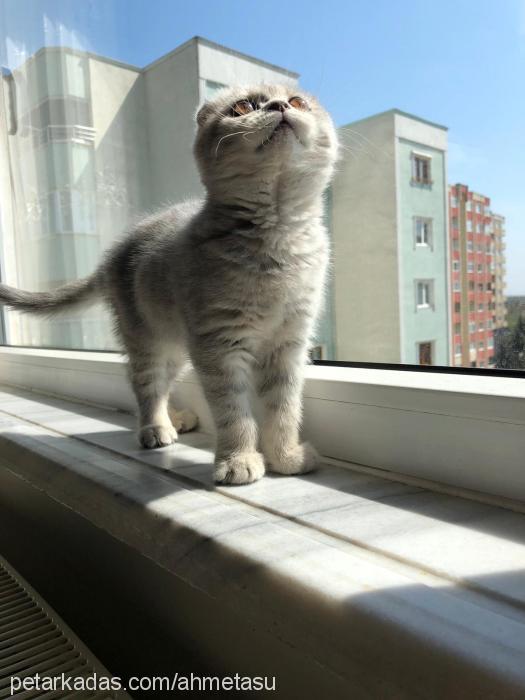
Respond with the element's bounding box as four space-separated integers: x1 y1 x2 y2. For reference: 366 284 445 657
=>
215 130 252 158
338 126 394 161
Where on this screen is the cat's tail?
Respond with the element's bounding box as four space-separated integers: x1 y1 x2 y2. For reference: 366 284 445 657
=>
0 274 100 316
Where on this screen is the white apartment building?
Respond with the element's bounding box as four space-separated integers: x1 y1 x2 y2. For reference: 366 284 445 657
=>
0 37 297 349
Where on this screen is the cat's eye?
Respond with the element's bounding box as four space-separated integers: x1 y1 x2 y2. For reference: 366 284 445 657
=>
289 96 309 111
231 100 255 117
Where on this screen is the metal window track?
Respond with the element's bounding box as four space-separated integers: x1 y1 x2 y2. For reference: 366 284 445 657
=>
0 555 131 699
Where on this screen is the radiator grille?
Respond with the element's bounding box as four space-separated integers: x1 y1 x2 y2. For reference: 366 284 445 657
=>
0 557 130 699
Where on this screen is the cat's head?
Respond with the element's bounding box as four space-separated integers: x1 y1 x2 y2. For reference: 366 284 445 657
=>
194 84 338 202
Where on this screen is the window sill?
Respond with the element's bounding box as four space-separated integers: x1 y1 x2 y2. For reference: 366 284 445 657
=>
0 346 524 503
1 385 525 698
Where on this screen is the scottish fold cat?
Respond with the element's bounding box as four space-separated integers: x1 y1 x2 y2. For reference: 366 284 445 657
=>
0 85 338 484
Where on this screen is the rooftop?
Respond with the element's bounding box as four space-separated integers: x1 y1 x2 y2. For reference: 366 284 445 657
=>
341 107 448 132
11 36 299 80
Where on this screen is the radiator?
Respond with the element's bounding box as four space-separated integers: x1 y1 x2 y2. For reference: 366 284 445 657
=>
0 555 131 699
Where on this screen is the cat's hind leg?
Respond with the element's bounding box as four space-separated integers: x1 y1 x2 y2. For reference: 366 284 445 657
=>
128 348 180 449
166 358 199 433
168 406 199 433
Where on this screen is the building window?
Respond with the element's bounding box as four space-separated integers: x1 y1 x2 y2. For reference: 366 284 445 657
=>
467 261 474 273
467 240 473 252
454 323 461 334
453 280 461 292
469 300 475 311
452 217 459 229
204 80 228 100
478 303 484 312
411 154 432 185
455 302 461 313
414 217 432 247
466 220 473 232
454 343 462 355
478 323 484 331
452 238 460 250
469 341 475 351
478 341 484 350
488 337 494 349
466 200 472 212
450 195 458 208
416 280 433 309
418 341 433 365
452 261 460 271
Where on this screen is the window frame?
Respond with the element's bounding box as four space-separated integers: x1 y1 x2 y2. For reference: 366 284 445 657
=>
0 346 523 504
416 340 434 366
415 279 434 310
413 216 433 249
411 152 432 186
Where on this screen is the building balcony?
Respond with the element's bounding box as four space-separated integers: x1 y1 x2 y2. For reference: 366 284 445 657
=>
33 124 97 147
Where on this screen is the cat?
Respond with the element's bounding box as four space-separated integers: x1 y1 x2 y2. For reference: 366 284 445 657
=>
0 84 339 485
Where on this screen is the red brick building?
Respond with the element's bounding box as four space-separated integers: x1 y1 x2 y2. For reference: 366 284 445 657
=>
449 184 506 368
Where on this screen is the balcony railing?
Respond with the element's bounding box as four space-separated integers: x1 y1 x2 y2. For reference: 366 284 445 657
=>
34 124 96 146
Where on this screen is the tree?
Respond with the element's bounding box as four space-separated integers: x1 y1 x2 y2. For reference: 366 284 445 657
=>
495 317 525 369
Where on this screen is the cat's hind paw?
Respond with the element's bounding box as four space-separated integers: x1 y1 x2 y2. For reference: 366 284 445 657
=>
214 452 265 485
168 406 199 433
139 423 178 449
267 442 319 475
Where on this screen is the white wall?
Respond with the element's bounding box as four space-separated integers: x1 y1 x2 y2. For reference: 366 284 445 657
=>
332 112 401 362
143 42 203 208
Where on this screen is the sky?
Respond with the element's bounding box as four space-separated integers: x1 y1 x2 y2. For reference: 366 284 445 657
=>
2 0 524 293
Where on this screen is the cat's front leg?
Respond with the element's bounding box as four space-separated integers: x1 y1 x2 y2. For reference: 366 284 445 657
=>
195 350 265 485
257 341 320 475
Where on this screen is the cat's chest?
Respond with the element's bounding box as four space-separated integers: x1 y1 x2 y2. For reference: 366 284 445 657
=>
197 228 327 320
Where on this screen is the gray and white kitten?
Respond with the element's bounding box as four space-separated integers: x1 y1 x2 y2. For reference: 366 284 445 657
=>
0 84 339 485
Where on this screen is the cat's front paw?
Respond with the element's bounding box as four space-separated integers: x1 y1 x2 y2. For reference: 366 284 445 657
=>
267 442 319 475
139 423 178 449
214 452 265 485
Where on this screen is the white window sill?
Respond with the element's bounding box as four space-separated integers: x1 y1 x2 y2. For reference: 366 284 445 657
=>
1 385 525 697
0 346 524 503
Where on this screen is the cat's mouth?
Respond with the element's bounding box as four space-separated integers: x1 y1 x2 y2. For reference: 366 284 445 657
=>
258 116 296 150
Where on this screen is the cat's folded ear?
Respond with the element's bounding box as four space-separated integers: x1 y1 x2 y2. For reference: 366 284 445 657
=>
196 102 214 127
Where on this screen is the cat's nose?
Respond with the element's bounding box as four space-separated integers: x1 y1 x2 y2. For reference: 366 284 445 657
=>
265 100 290 112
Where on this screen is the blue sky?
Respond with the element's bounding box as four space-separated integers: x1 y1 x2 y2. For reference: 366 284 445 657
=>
2 0 524 293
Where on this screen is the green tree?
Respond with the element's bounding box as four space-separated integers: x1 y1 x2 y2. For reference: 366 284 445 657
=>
495 317 525 369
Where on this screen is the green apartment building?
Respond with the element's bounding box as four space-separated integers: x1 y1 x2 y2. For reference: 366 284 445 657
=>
328 109 450 365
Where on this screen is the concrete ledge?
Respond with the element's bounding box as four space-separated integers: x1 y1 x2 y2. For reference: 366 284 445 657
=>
1 385 525 698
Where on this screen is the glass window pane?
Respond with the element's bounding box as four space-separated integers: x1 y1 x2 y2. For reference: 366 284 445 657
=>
0 4 521 372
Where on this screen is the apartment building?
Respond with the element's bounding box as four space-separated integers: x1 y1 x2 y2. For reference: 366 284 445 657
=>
449 184 506 368
0 38 297 349
330 110 450 365
491 213 507 330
